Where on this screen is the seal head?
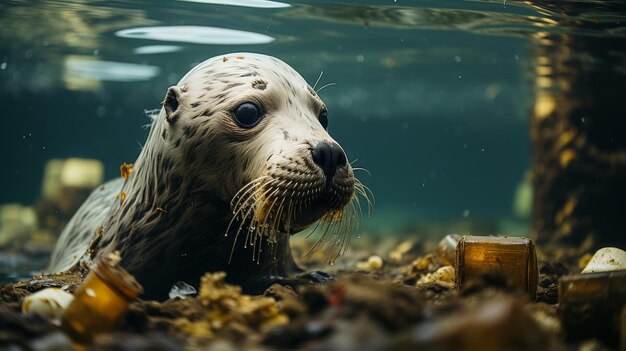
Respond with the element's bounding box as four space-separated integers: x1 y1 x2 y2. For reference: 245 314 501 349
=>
48 53 367 299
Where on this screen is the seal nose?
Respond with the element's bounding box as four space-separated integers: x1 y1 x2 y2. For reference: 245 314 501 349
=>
311 141 347 181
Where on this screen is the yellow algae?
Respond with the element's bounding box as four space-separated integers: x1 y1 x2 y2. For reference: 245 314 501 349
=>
416 266 456 289
173 272 288 340
120 163 133 181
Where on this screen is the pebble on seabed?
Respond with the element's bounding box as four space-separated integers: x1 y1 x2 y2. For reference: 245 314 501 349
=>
22 288 74 326
356 255 384 271
581 247 626 274
416 266 455 288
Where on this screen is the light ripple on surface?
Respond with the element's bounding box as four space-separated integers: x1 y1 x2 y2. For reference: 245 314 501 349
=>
177 0 289 8
116 26 275 45
134 45 182 55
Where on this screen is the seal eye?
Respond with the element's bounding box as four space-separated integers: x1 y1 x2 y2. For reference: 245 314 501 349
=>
319 110 328 129
233 102 262 128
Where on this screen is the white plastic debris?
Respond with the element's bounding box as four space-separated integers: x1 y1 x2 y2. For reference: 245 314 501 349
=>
22 288 74 326
581 247 626 274
168 281 197 300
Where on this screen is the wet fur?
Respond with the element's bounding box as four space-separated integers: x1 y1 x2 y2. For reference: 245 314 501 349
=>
47 53 366 299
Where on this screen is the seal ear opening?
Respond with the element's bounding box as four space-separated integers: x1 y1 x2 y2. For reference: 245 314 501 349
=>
163 86 182 123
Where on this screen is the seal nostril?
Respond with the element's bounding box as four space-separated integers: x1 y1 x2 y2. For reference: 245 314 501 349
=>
335 146 347 168
311 142 347 181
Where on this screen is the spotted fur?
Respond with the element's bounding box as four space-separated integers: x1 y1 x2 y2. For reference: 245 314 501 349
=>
47 53 364 299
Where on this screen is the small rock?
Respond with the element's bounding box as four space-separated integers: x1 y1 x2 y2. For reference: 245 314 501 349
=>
409 254 436 274
416 266 455 289
22 288 74 326
581 247 626 274
355 255 383 271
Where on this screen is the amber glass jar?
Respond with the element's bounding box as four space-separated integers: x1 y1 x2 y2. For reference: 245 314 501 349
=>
61 253 143 342
455 235 538 298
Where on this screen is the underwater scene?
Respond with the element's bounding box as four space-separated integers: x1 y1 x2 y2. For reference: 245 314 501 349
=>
1 0 625 350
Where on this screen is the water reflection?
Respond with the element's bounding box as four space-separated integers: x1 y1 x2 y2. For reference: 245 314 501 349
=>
178 0 289 8
64 56 160 91
0 1 157 54
281 3 552 37
133 45 183 55
281 1 625 38
528 0 626 249
115 26 275 45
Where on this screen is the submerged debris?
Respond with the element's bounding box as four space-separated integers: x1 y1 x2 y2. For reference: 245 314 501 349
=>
559 268 626 347
21 288 74 326
436 234 460 266
61 252 143 342
168 281 197 300
1 236 623 350
120 162 134 181
400 294 558 351
581 247 626 274
173 272 288 342
455 235 538 298
416 266 455 289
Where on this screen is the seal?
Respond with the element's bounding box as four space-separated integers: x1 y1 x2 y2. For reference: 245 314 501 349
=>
47 53 370 299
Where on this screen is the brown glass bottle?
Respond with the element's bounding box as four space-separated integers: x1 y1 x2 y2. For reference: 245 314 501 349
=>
455 235 538 298
559 269 626 347
61 253 143 343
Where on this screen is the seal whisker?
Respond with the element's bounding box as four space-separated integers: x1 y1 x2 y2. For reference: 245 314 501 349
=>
253 186 282 252
354 179 374 214
227 178 280 262
272 196 288 235
312 71 324 90
316 82 336 94
243 183 279 251
228 196 259 262
352 194 365 231
230 176 270 212
307 213 337 257
352 167 372 177
227 180 263 236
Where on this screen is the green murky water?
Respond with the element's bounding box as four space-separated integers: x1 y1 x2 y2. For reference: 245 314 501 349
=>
1 0 624 278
